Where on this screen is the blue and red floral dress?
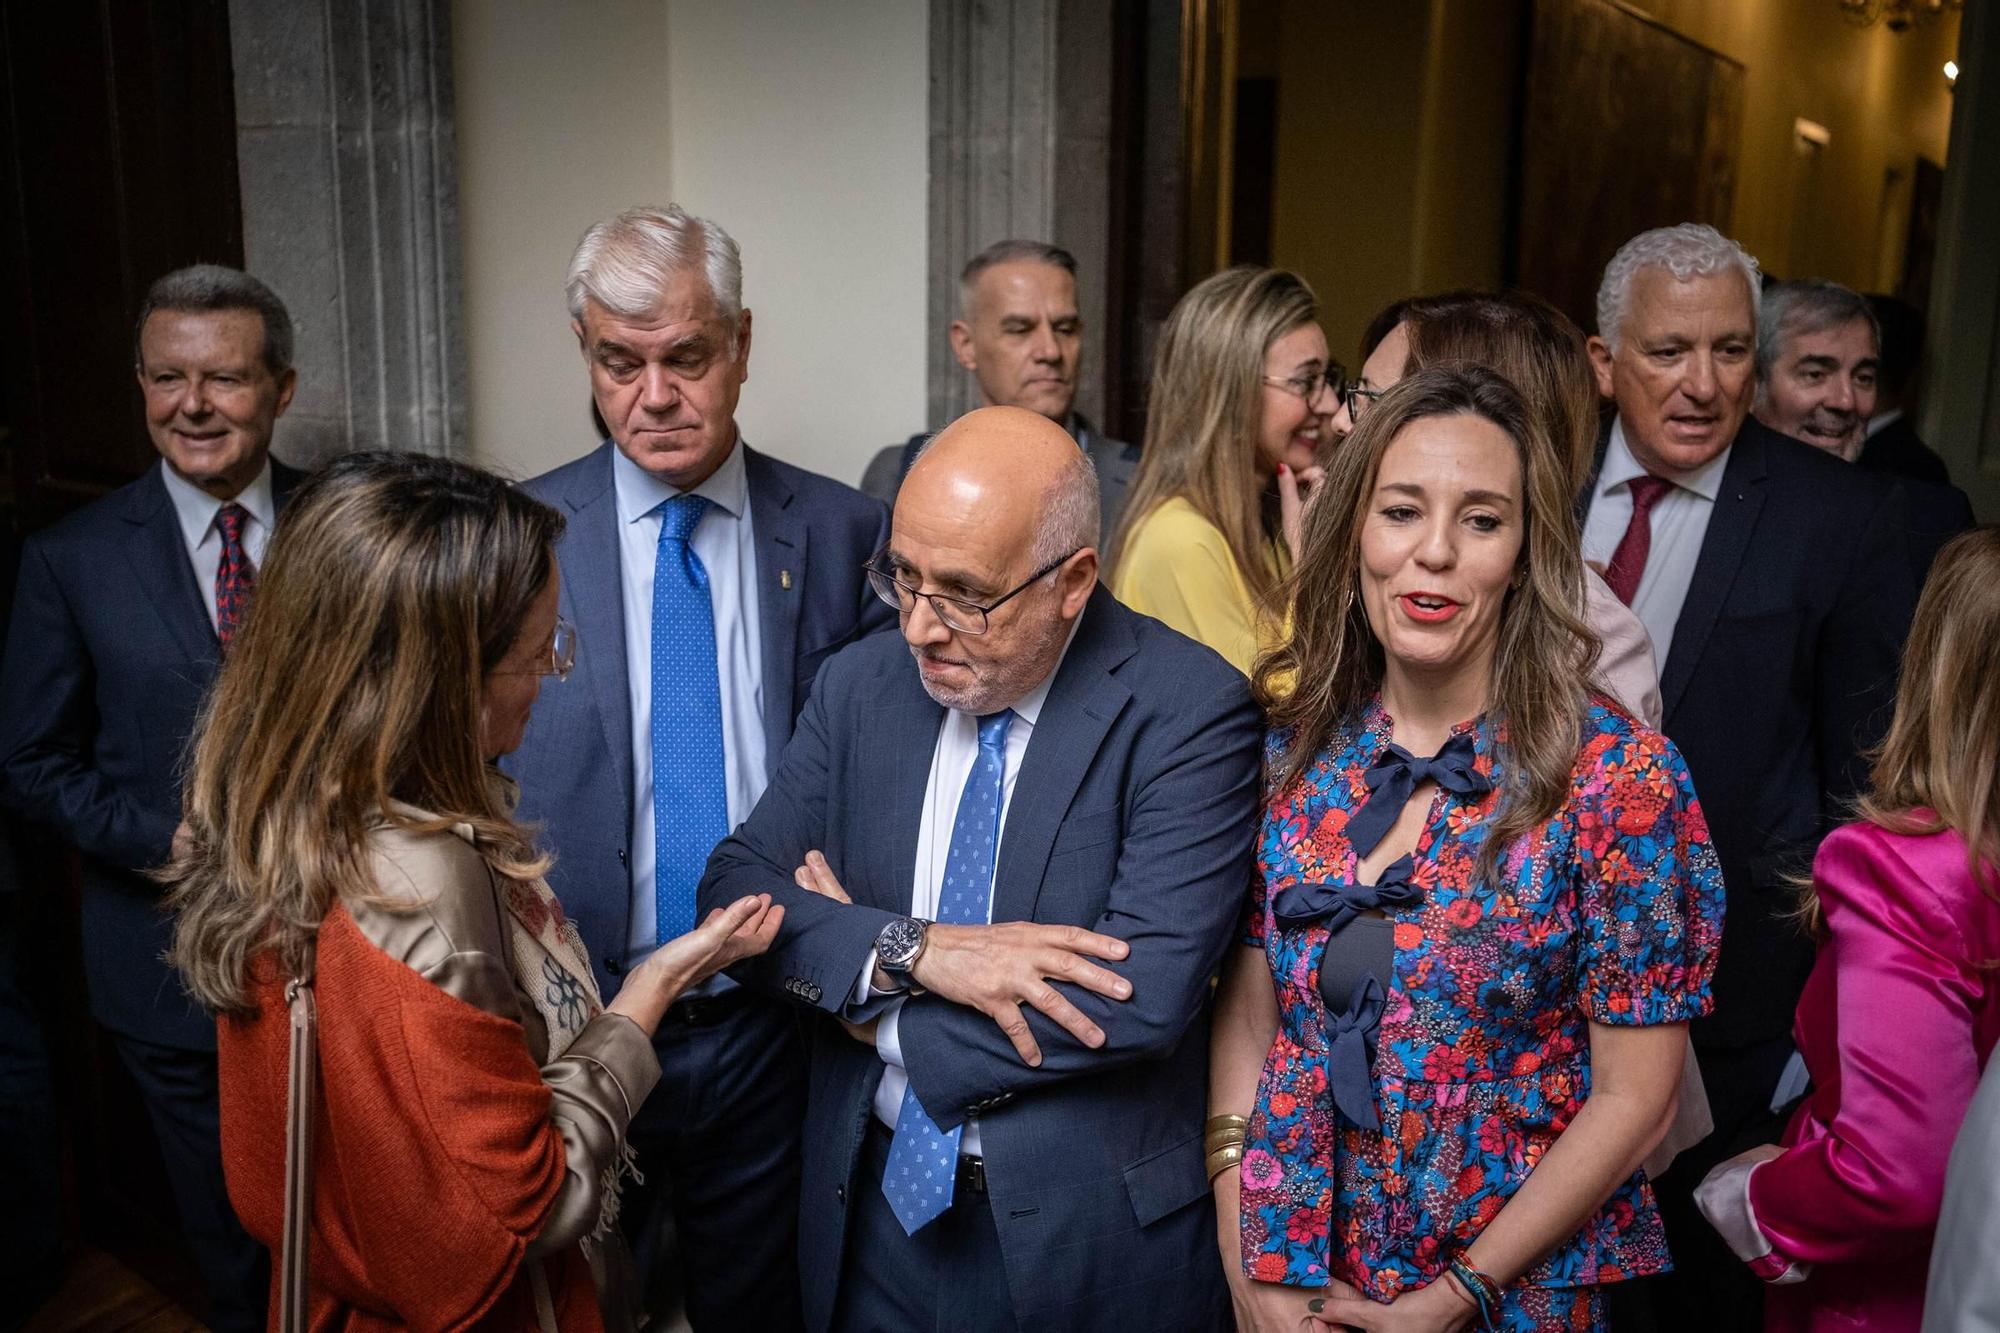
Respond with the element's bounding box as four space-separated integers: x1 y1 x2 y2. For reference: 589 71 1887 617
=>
1238 695 1723 1319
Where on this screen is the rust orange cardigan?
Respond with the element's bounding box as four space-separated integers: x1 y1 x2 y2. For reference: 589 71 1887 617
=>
218 905 603 1332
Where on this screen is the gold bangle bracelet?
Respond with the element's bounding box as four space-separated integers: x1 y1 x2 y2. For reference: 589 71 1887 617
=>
1204 1126 1247 1155
1205 1144 1245 1181
1205 1114 1250 1136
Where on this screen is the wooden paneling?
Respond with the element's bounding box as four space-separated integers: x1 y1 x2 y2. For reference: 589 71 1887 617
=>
1513 0 1743 334
0 1 244 529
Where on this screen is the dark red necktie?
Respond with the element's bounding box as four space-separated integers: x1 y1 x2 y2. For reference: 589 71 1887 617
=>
215 503 255 647
1603 476 1672 606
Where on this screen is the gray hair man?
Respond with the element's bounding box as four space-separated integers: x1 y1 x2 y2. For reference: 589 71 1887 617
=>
1581 224 1918 1333
862 239 1139 536
703 406 1260 1332
501 204 890 1330
1753 279 1881 462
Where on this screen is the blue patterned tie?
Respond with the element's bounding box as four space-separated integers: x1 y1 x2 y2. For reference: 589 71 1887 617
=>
882 709 1013 1234
651 494 728 943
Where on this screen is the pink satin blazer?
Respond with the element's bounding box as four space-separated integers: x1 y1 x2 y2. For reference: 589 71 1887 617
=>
1753 819 2000 1331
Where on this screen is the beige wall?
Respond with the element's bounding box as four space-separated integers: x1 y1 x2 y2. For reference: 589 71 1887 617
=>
453 0 928 485
1266 0 1522 367
1625 0 1959 287
1261 0 1956 363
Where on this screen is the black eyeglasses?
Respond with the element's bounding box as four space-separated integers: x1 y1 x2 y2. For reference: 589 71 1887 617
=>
864 549 1082 635
1341 381 1385 423
1262 363 1345 403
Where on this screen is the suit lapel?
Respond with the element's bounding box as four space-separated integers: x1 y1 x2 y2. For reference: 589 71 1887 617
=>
1660 426 1769 724
991 589 1135 923
745 446 806 773
121 468 219 664
861 674 943 912
558 445 635 806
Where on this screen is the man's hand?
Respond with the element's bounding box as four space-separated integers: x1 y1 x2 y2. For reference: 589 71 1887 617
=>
793 849 852 904
910 921 1133 1067
170 820 196 866
839 1014 880 1046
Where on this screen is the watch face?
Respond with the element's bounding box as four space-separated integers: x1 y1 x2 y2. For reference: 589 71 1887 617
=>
879 917 925 970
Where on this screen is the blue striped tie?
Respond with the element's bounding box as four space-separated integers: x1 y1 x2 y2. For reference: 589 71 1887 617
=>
651 493 727 943
881 710 1013 1234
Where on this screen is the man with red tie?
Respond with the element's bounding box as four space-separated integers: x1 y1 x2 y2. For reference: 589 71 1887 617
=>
1579 225 1917 1331
0 265 302 1331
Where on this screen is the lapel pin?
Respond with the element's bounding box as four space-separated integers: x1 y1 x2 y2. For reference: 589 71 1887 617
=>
780 569 794 590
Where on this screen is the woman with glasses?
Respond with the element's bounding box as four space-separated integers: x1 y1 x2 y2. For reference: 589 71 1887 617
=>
168 452 781 1331
1105 266 1341 674
1209 366 1721 1331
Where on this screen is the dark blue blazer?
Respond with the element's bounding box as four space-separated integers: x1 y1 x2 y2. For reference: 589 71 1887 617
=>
699 588 1261 1332
1586 417 1917 1051
0 460 305 1049
504 441 891 997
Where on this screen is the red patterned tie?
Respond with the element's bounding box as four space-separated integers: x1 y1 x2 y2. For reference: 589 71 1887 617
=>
1603 476 1672 606
215 503 255 647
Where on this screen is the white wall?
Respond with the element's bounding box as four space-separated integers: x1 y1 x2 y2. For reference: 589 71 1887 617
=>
453 0 929 486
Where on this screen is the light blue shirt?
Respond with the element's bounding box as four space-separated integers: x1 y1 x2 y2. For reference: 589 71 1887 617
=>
611 438 766 962
158 457 276 632
1580 419 1730 673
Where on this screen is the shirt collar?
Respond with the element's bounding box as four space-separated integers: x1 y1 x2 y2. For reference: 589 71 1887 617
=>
159 456 276 548
1601 418 1730 503
612 432 750 526
1865 407 1903 439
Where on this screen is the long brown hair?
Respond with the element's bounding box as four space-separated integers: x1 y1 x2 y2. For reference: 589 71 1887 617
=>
1401 290 1602 497
1799 526 2000 933
168 452 564 1013
1106 266 1319 607
1254 365 1596 877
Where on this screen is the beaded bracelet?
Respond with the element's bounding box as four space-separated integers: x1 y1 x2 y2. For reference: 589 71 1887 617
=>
1445 1255 1501 1333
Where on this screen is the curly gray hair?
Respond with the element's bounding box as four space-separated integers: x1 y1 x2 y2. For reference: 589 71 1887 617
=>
1595 223 1761 353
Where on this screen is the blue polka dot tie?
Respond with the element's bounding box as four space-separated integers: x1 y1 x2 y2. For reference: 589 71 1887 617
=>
651 494 727 943
882 709 1013 1234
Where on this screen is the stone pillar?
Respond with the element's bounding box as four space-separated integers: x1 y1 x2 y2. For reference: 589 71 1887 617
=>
1923 0 1999 519
927 0 1118 430
229 0 467 465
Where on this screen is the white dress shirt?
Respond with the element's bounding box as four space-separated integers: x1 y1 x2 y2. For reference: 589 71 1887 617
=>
612 438 766 961
157 458 275 632
1580 419 1731 673
861 646 1071 1156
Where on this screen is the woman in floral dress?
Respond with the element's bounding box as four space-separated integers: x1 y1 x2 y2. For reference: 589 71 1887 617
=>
1207 365 1724 1331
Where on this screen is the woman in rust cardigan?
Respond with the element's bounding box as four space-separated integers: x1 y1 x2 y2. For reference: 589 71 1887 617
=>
168 452 780 1331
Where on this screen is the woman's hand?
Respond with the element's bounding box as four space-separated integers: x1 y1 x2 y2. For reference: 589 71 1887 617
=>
1228 1273 1343 1333
606 893 784 1035
1278 462 1326 565
1307 1274 1475 1331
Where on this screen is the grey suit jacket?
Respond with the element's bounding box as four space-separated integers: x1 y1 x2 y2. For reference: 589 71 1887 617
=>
699 587 1260 1331
861 414 1139 541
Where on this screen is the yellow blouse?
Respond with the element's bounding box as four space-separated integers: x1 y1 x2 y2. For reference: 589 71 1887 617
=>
1111 496 1286 676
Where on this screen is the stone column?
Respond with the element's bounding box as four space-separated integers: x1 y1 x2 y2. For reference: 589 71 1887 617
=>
229 0 467 465
927 0 1118 430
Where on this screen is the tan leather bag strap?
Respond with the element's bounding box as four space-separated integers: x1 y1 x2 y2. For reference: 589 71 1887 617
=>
280 959 317 1333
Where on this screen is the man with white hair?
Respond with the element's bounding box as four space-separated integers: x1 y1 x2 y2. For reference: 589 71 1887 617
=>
502 204 891 1329
703 407 1259 1331
861 239 1139 536
1581 224 1917 1329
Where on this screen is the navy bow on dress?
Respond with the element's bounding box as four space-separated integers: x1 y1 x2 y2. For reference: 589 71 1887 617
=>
1343 731 1492 858
1273 853 1422 931
1324 976 1387 1130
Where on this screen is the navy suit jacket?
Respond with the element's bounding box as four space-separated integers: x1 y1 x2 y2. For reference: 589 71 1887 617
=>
504 441 891 997
1586 417 1916 1051
699 588 1261 1331
0 460 305 1049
